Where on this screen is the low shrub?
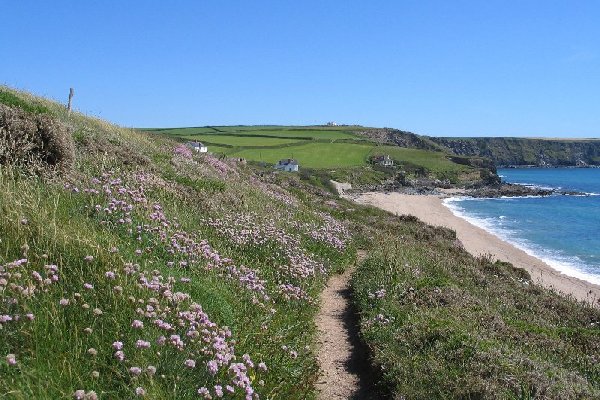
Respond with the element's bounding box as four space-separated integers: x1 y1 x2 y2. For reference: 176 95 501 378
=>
0 104 74 174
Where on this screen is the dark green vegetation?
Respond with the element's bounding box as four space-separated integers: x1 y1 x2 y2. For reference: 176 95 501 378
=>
144 126 486 185
351 213 600 399
430 136 600 167
2 86 599 399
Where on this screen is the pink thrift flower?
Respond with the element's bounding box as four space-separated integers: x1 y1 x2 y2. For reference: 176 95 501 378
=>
135 387 146 396
83 283 94 290
129 366 142 376
197 387 210 398
6 354 16 366
258 362 267 372
105 271 116 279
146 365 157 376
136 340 151 349
112 341 123 350
59 298 70 306
131 319 144 329
86 391 98 400
214 385 224 397
84 256 94 262
242 353 254 368
207 360 218 375
184 359 195 368
73 390 85 399
114 350 125 361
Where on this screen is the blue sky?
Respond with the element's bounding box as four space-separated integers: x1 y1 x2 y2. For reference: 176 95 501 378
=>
2 1 599 137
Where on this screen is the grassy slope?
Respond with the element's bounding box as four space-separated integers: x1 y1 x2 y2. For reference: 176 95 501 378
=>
351 212 600 399
0 87 357 399
146 126 473 176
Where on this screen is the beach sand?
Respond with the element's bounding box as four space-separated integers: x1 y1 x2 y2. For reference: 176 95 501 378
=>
352 191 600 305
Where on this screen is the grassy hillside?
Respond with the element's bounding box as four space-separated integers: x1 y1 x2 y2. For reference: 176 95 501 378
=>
0 87 356 399
351 213 600 399
144 126 476 183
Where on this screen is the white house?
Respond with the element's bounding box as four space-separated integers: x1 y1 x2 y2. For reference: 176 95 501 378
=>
370 154 393 167
274 158 299 172
326 121 338 126
187 141 208 153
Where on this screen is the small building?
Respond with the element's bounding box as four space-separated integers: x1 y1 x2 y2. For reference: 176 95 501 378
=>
186 141 208 153
326 121 338 126
274 158 299 172
370 154 393 167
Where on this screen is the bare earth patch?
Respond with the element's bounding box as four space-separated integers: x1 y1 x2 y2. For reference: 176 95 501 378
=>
316 252 377 400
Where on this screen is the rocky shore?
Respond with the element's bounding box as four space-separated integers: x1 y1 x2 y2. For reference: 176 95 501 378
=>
345 181 586 199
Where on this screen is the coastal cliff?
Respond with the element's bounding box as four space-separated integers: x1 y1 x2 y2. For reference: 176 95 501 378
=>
429 137 600 167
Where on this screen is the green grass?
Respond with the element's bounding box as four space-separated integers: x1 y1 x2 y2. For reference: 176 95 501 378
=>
0 88 49 114
350 210 600 399
215 141 469 173
381 146 470 173
0 86 356 399
226 142 377 168
177 134 304 147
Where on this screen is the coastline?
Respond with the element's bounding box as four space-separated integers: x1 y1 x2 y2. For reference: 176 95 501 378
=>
349 190 600 305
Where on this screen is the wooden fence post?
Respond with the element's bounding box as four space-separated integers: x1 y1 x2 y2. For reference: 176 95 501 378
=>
67 88 74 114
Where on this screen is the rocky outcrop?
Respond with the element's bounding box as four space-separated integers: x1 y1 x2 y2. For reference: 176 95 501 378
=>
357 128 442 151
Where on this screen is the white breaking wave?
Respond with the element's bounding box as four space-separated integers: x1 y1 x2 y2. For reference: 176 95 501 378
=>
443 197 600 286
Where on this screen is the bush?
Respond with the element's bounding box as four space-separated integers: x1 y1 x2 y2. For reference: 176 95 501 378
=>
0 104 74 174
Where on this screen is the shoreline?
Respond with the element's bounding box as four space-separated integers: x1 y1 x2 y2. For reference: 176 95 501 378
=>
349 190 600 305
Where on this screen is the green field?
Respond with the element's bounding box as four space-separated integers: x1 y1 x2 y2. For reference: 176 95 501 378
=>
143 126 471 174
220 142 468 172
228 142 377 168
178 134 303 147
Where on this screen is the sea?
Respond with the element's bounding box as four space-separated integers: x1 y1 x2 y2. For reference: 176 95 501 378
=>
444 168 600 285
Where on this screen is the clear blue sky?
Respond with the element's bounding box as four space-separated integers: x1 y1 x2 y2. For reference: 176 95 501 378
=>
2 1 599 137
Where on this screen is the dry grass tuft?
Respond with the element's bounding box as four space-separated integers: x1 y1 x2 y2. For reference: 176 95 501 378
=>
0 104 74 174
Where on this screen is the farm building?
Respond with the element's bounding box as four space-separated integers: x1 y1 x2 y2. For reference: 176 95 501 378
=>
326 121 338 126
186 141 208 153
274 159 299 172
370 154 393 167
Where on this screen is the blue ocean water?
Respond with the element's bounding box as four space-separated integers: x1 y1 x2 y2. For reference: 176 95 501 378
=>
444 168 600 285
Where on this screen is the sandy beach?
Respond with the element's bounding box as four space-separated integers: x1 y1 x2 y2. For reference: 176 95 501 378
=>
351 191 600 305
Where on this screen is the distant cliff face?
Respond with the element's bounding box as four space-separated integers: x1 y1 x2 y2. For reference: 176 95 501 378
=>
429 137 600 167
